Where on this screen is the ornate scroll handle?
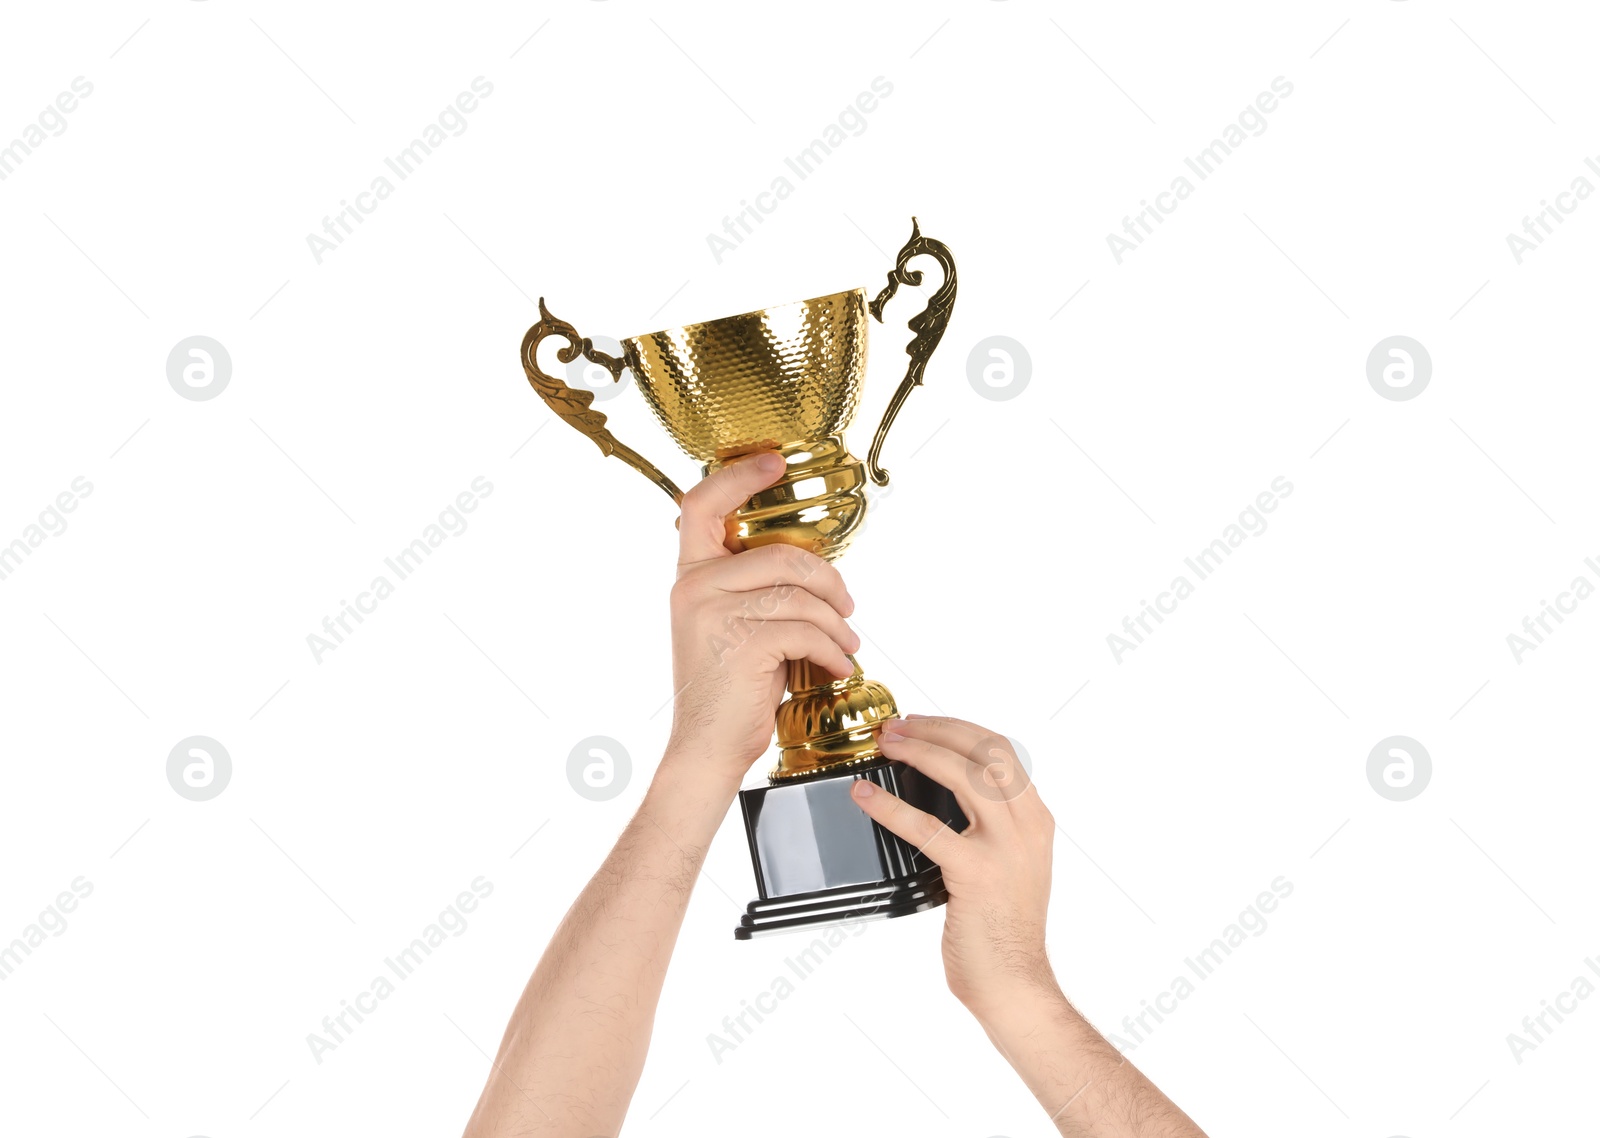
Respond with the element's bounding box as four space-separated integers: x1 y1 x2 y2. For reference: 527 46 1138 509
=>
520 298 683 504
865 217 958 486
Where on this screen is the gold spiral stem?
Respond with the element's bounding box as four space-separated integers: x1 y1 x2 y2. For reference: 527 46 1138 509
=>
771 654 898 781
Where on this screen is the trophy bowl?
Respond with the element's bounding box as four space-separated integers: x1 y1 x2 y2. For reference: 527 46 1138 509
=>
627 289 868 462
625 288 873 561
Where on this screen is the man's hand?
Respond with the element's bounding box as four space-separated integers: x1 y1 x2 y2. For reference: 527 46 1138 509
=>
848 714 1054 1015
849 714 1209 1137
462 455 861 1138
667 452 858 783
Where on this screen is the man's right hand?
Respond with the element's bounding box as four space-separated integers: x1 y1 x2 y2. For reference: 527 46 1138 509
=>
665 453 859 786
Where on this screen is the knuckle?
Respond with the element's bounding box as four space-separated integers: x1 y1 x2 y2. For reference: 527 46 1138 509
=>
671 577 714 617
763 545 808 585
679 481 711 512
800 555 835 590
746 594 779 621
784 545 822 570
809 597 841 625
784 548 832 585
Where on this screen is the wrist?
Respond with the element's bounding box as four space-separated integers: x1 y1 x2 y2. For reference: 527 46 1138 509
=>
964 969 1070 1034
654 745 745 803
630 754 743 868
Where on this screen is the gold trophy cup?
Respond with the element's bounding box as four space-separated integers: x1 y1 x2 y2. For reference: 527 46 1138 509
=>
522 219 964 936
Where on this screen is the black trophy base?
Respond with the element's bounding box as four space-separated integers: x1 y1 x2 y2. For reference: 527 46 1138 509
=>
735 759 968 940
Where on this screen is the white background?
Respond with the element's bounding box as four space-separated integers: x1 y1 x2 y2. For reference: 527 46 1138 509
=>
1 2 1597 1135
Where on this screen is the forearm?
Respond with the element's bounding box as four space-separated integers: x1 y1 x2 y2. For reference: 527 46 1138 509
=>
977 981 1208 1138
463 752 736 1137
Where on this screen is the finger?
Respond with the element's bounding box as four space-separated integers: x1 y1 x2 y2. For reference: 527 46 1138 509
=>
696 544 854 616
848 779 967 869
735 589 858 656
898 717 1028 781
895 716 1036 810
678 453 785 564
753 620 854 679
899 714 993 753
875 729 995 822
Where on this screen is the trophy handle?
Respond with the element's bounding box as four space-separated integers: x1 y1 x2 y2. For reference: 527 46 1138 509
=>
865 217 958 487
520 298 684 504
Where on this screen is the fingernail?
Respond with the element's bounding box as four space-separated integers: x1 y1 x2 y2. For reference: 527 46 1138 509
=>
880 730 904 742
851 780 876 799
756 453 784 474
906 713 928 719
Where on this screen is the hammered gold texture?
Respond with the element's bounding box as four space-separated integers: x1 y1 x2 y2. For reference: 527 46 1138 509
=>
623 289 869 462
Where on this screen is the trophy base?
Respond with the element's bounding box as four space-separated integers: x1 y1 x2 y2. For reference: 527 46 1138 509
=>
734 758 968 940
735 873 951 940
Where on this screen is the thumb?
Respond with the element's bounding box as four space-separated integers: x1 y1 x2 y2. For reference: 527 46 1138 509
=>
678 452 785 564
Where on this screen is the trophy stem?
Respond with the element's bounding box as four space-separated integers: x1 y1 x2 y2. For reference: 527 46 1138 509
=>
771 654 898 781
785 658 845 692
